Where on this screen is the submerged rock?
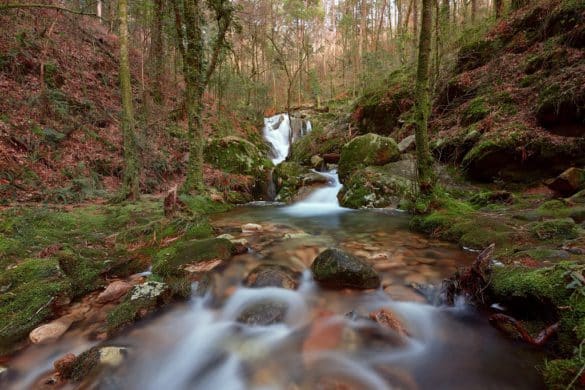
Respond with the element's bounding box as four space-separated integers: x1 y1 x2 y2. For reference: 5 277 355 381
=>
241 223 263 233
369 309 409 337
311 248 380 289
237 301 288 325
244 264 300 289
338 133 400 182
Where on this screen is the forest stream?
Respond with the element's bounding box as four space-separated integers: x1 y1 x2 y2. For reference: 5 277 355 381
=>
4 115 546 390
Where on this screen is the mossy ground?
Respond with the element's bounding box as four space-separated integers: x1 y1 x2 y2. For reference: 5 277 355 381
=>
0 195 225 355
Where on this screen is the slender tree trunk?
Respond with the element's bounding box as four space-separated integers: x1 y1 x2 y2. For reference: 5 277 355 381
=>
471 0 477 22
495 0 504 17
413 0 434 194
119 0 140 200
150 0 164 104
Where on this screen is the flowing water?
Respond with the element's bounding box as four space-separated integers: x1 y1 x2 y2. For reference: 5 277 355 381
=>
3 116 546 389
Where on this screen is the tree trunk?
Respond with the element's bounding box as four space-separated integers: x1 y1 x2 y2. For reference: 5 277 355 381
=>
118 0 140 200
150 0 164 104
413 0 434 194
471 0 477 22
181 0 206 194
495 0 504 17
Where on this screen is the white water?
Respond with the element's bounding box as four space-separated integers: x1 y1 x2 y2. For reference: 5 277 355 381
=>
263 113 312 165
284 170 349 217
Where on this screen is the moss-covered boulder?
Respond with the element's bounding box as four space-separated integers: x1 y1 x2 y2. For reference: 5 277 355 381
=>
338 133 400 182
461 128 585 182
338 160 415 209
152 238 235 277
311 248 380 289
107 281 172 333
204 136 270 176
152 237 235 297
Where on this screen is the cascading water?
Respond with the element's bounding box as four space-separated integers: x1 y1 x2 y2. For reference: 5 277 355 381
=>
263 113 312 165
284 170 348 216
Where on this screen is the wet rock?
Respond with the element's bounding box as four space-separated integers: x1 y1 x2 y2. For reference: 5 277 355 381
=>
369 308 409 337
241 223 263 233
54 353 76 379
0 366 9 381
398 134 416 153
338 133 400 182
29 317 73 344
244 264 300 289
547 167 585 197
237 301 288 325
311 248 380 289
96 281 132 304
62 346 129 382
99 346 128 367
129 281 169 301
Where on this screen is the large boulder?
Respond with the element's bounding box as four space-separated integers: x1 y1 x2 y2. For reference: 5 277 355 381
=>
547 167 585 197
311 248 380 289
243 264 301 289
338 160 415 209
237 301 288 325
338 133 400 182
204 136 269 176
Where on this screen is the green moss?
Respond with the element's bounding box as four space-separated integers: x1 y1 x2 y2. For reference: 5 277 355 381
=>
338 133 400 182
543 357 584 390
338 162 414 209
273 162 309 202
204 136 269 176
57 248 104 298
0 258 71 354
529 218 581 240
289 124 347 165
152 238 235 278
180 194 232 214
455 39 502 72
461 97 490 126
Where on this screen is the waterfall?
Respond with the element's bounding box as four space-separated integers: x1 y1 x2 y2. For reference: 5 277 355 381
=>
263 113 312 165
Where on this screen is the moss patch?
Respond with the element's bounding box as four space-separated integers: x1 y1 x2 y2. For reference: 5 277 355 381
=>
338 133 400 182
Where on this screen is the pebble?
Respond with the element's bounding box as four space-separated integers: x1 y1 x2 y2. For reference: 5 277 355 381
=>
241 223 263 233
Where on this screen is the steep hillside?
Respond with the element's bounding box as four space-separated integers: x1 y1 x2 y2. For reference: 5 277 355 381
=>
0 8 264 203
350 0 585 185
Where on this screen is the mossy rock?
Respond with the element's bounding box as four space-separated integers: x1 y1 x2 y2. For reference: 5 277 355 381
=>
152 238 235 278
57 248 104 298
273 161 314 203
311 248 380 289
528 218 581 241
204 136 269 176
237 300 288 326
243 264 301 289
0 258 72 354
106 281 172 333
289 124 346 165
338 160 415 209
338 133 400 182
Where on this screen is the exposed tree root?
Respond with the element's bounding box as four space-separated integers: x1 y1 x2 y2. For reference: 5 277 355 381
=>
489 313 559 346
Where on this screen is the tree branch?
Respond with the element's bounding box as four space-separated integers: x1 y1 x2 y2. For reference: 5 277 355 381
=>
204 0 234 84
